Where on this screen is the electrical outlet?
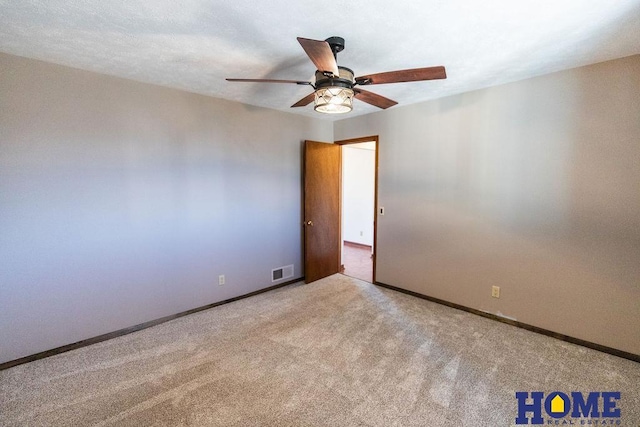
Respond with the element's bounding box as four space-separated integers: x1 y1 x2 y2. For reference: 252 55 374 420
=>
219 275 225 286
492 286 500 298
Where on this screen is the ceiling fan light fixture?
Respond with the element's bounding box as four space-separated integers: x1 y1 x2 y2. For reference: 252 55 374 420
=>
314 86 354 114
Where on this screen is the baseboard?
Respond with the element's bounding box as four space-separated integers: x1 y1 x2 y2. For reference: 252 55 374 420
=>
343 241 372 249
375 281 640 364
0 277 304 371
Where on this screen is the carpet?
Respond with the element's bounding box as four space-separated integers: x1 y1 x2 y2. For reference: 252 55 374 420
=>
1 274 638 426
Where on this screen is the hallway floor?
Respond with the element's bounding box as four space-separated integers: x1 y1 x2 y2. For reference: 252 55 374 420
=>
342 241 373 283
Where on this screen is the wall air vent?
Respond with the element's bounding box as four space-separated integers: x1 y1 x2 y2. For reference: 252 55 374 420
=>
272 264 294 282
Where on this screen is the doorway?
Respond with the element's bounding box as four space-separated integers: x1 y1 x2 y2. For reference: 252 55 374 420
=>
336 137 378 283
303 136 379 284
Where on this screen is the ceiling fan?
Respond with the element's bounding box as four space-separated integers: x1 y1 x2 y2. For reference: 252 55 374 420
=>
226 36 447 114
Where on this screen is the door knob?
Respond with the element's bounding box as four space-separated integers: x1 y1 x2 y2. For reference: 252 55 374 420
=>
305 220 314 226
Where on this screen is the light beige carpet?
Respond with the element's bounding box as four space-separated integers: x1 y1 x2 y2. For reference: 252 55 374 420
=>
1 274 639 426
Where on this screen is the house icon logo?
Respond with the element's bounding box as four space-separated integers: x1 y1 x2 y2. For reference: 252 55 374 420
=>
550 394 565 414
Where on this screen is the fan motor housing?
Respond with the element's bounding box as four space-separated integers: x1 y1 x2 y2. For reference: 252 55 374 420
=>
315 66 354 90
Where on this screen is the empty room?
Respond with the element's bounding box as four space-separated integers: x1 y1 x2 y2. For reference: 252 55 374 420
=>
1 1 639 425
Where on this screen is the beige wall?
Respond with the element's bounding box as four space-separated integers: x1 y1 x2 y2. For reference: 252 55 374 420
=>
335 55 640 355
0 53 332 364
2 51 638 364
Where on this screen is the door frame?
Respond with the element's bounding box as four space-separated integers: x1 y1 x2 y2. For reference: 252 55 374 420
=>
335 135 379 283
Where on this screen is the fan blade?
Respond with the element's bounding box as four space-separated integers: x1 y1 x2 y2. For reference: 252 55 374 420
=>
355 66 446 85
226 78 311 85
354 89 398 109
291 92 316 108
297 37 339 76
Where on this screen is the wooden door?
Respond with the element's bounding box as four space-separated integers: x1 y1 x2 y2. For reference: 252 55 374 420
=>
304 140 341 283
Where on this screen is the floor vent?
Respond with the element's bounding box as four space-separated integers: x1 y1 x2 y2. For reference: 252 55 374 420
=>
272 264 294 282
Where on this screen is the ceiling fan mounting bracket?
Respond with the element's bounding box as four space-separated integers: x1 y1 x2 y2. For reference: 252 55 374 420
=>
325 36 345 58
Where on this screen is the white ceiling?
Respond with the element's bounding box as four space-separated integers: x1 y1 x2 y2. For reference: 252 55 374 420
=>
1 0 639 120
